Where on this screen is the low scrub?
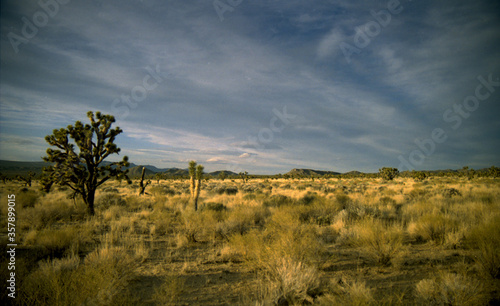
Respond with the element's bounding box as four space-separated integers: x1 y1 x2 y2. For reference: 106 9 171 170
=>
317 275 374 306
23 225 93 257
415 271 487 305
17 188 41 208
466 214 500 279
408 213 459 244
19 194 86 230
263 194 294 207
19 246 137 305
349 218 407 266
152 275 185 305
260 256 321 305
97 192 127 209
213 185 239 195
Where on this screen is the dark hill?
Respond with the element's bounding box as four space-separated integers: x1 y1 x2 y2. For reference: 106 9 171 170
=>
286 168 341 177
161 168 189 177
0 160 52 177
208 170 238 177
127 166 156 178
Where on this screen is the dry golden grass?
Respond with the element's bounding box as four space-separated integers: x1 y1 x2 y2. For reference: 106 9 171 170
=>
1 177 499 304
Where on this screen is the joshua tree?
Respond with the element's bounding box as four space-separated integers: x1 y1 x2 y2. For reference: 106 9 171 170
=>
154 172 163 184
41 111 130 215
17 171 35 187
379 167 399 181
489 166 500 179
139 167 151 195
460 166 476 180
0 172 7 184
218 171 227 181
239 171 248 182
411 170 427 181
189 160 196 198
194 164 204 211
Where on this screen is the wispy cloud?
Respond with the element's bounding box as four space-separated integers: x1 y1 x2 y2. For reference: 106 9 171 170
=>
1 0 499 173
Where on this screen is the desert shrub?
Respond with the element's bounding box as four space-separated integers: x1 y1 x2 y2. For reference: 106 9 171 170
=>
149 216 170 236
97 193 126 209
149 185 177 196
201 202 227 212
242 193 257 200
405 188 429 201
23 225 93 257
408 213 459 244
379 196 396 206
415 272 487 306
131 217 150 235
102 205 127 222
178 210 218 244
229 211 324 270
344 202 378 222
17 189 40 208
240 184 256 192
466 215 500 279
19 254 82 305
19 196 86 230
442 188 462 198
349 218 407 266
297 203 339 226
125 195 156 211
260 257 321 305
299 191 324 205
102 187 119 193
216 205 270 239
264 211 324 265
322 186 335 194
317 275 374 306
479 194 494 204
213 185 238 195
152 275 185 305
335 193 351 209
19 245 137 305
263 194 294 207
317 226 340 244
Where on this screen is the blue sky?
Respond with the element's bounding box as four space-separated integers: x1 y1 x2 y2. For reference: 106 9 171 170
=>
1 0 499 174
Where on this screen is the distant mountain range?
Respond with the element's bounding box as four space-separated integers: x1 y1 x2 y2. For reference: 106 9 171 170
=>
286 168 341 176
0 160 238 178
0 160 493 178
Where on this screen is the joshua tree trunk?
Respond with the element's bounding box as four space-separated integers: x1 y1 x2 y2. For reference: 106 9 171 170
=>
194 178 201 211
194 164 204 211
190 175 195 198
84 189 96 216
189 160 196 199
139 167 149 195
